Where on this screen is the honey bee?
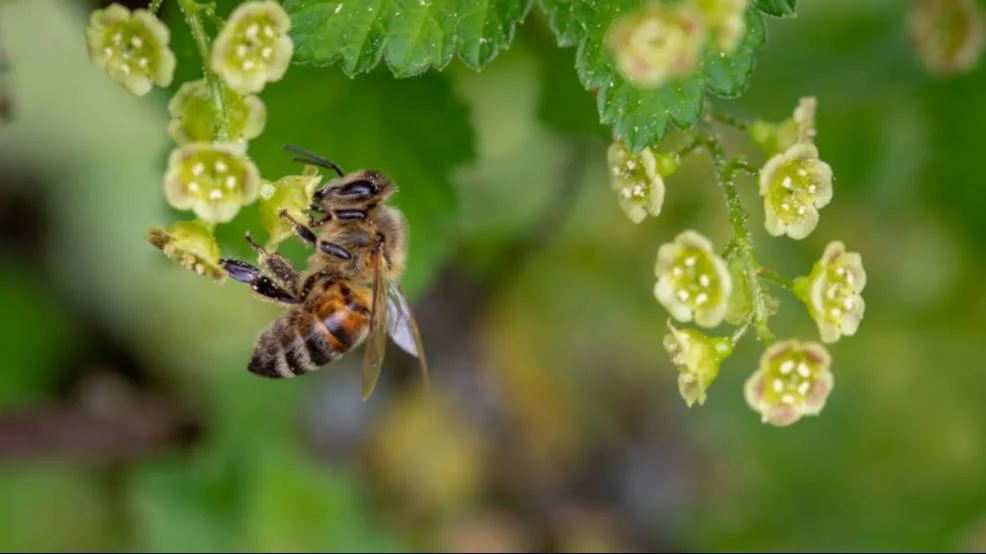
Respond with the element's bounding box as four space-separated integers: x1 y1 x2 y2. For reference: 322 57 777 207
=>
219 145 429 400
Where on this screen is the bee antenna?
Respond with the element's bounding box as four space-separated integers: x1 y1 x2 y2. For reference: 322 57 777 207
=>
282 144 345 177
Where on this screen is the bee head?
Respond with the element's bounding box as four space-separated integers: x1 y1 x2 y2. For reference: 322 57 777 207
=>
310 169 395 211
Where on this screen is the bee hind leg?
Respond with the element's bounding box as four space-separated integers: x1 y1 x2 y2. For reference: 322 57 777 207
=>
219 258 300 305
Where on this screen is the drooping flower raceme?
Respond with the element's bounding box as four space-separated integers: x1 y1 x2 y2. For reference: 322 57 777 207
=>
663 322 734 407
794 241 867 344
148 219 225 281
86 3 176 96
607 3 707 88
211 0 294 94
744 339 833 427
163 142 261 224
258 164 324 250
607 141 675 224
654 230 732 328
695 0 749 54
759 143 833 240
167 79 266 145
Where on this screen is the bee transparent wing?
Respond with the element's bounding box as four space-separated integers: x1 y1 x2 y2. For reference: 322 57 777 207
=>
386 281 430 391
361 244 389 401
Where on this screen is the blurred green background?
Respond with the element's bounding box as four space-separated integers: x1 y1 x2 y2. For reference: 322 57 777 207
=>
2 0 986 551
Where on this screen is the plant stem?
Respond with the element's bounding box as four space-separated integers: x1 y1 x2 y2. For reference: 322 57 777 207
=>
177 0 230 142
759 267 795 293
707 103 751 132
149 0 166 15
699 129 775 343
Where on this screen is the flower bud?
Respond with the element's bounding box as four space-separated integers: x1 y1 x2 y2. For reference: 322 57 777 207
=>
663 321 734 407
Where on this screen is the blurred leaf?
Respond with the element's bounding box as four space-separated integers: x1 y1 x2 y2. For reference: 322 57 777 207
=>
754 0 797 18
0 466 114 551
243 443 404 552
538 0 767 152
129 456 241 552
0 264 75 408
284 0 535 77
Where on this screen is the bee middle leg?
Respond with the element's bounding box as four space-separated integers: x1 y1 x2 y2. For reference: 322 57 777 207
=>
244 231 301 294
279 210 354 261
218 259 301 305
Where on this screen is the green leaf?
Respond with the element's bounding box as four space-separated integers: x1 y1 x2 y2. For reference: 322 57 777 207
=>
244 66 475 299
539 1 767 152
284 0 535 78
754 0 797 18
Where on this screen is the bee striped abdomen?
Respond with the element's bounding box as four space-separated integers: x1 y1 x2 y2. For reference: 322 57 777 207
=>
247 280 371 379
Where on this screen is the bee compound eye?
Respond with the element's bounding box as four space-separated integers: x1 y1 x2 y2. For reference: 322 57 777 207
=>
336 180 375 200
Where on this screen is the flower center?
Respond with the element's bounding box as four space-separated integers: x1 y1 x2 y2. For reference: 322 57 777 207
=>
668 248 721 308
768 159 818 223
763 354 817 406
233 17 279 71
820 264 858 321
181 153 244 202
103 23 154 75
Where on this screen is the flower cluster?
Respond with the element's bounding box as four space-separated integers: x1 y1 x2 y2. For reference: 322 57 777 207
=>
606 0 750 88
626 96 865 427
84 1 305 282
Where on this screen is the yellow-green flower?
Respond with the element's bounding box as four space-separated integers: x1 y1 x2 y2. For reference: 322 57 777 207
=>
663 321 734 407
607 3 707 88
86 3 176 96
744 339 833 427
167 79 266 145
258 164 324 249
907 0 985 77
654 230 732 328
749 96 818 157
163 142 261 224
759 143 833 240
696 0 749 53
148 219 225 281
794 241 867 344
211 0 294 94
607 141 673 224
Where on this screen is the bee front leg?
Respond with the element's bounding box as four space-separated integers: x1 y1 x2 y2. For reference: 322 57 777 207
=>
219 259 300 305
278 210 354 261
